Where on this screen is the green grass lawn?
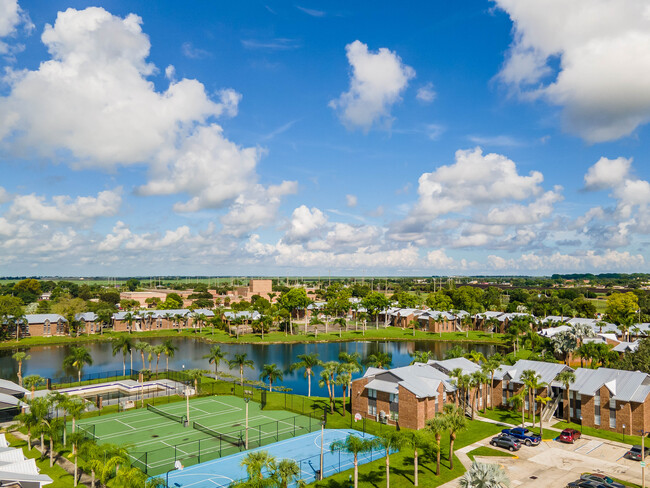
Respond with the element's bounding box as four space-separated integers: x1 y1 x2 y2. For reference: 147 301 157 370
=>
0 326 506 349
5 432 75 488
553 421 639 446
467 446 516 462
308 418 503 488
478 407 536 426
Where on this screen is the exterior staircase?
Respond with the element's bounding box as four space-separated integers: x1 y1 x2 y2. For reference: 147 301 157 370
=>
542 394 561 423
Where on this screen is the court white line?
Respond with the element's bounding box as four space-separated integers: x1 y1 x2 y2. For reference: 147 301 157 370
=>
162 440 190 456
115 419 136 431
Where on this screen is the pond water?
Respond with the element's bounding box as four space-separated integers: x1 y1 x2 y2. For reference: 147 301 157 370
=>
0 338 499 396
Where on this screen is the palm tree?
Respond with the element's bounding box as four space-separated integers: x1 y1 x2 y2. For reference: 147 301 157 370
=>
124 312 135 333
275 458 301 488
536 393 552 438
229 353 255 387
339 352 361 398
519 369 536 422
162 339 177 371
330 435 378 488
203 345 227 379
444 404 467 470
186 369 206 395
133 341 149 370
15 407 38 450
12 351 30 387
426 416 447 476
470 370 488 418
465 350 486 364
260 363 283 392
459 461 511 488
363 352 393 369
357 311 369 336
150 344 164 378
400 430 427 487
23 374 43 400
555 370 576 422
482 354 503 410
318 361 339 414
30 397 49 458
309 316 324 337
290 353 320 397
509 391 526 427
241 450 276 481
111 336 133 376
79 441 104 488
377 431 404 488
409 318 421 336
409 351 433 364
63 346 93 384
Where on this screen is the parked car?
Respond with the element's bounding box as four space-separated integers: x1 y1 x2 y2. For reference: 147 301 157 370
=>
490 433 522 452
567 480 608 488
559 428 582 444
579 474 625 488
625 445 650 461
501 427 542 446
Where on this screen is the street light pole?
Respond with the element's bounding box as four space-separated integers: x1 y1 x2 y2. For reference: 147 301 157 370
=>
320 419 326 481
642 430 647 488
245 397 250 450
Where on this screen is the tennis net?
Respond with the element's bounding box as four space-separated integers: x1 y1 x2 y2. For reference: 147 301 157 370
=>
146 403 186 425
192 421 243 448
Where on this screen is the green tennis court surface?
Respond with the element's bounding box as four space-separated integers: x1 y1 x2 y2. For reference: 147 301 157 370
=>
76 395 321 476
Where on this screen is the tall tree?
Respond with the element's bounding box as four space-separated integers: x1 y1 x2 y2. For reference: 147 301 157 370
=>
274 459 301 488
229 353 255 387
443 404 467 470
12 351 30 387
330 435 378 488
318 361 339 414
426 416 447 476
23 374 43 400
63 346 93 384
482 353 503 410
400 430 428 487
111 336 133 376
363 352 393 369
260 363 284 392
133 341 149 370
290 353 320 397
377 431 404 488
555 370 576 422
203 345 227 379
162 339 177 371
241 450 277 482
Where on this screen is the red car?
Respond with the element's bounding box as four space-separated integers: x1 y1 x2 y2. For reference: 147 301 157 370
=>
559 428 581 443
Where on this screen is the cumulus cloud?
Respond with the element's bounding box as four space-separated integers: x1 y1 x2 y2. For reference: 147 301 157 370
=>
0 7 294 225
495 0 650 142
584 156 632 190
284 205 328 242
329 40 415 131
0 0 31 56
8 189 121 223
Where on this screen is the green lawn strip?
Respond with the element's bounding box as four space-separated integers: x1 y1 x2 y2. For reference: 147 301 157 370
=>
553 421 639 446
467 446 516 462
477 407 538 427
611 477 641 488
1 327 505 349
4 432 75 488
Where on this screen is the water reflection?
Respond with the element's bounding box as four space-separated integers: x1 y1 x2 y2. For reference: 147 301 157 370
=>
0 338 499 396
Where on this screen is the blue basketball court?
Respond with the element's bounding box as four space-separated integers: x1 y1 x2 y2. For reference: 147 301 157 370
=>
154 428 384 488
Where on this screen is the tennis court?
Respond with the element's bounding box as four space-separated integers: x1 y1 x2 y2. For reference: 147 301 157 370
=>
156 428 385 488
75 395 321 476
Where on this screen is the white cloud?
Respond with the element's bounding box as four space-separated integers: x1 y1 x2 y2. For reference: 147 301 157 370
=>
329 40 415 131
0 7 232 167
426 249 455 268
584 156 632 190
485 188 563 225
412 147 544 220
8 189 121 223
416 82 436 103
284 205 328 242
345 194 357 208
0 0 32 57
495 0 650 142
220 181 298 237
0 186 10 204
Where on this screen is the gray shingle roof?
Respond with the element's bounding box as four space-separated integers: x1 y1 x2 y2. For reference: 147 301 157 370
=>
75 312 98 321
363 363 454 398
571 367 650 403
503 359 571 385
24 314 66 324
428 357 481 375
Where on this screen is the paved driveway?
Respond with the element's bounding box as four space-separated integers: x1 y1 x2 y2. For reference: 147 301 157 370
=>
461 434 647 488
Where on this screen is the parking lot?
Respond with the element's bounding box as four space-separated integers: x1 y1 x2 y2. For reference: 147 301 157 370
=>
463 432 648 488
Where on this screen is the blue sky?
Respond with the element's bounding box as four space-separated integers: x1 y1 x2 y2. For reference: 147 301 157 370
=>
1 0 650 276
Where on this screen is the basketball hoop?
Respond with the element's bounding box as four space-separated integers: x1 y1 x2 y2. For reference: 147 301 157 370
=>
354 413 362 422
174 460 183 470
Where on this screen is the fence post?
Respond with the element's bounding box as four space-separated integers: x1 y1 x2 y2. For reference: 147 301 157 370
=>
174 445 177 462
198 439 201 464
277 421 279 441
145 452 148 474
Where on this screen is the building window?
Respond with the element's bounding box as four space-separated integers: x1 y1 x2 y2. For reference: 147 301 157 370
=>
594 393 600 425
368 389 377 399
389 393 398 404
390 411 399 421
609 399 616 428
368 404 377 416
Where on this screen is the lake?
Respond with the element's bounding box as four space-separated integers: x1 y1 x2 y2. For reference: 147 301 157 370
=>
0 338 499 396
